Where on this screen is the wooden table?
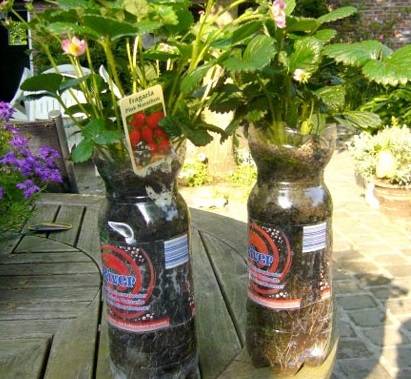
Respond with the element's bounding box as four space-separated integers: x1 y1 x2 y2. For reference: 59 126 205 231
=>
0 194 336 379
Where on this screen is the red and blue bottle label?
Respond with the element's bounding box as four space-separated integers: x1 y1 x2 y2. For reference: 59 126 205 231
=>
101 233 195 333
247 220 331 310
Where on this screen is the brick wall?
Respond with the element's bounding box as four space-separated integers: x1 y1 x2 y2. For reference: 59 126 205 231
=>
337 0 411 47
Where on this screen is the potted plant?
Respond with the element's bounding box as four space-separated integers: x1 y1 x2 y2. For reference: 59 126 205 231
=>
208 0 411 375
349 122 411 217
3 0 255 377
0 101 62 235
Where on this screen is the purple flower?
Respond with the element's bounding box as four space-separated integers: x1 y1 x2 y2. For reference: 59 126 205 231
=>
38 146 60 161
10 134 29 149
16 179 40 199
35 166 63 183
0 102 15 122
0 151 19 166
0 187 4 200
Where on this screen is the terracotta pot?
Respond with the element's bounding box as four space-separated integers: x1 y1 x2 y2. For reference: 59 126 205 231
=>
374 180 411 217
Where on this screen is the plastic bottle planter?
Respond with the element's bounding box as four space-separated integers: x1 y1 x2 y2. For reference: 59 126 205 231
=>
246 125 337 375
95 143 199 379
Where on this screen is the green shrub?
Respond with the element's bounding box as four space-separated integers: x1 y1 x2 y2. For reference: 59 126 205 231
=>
179 161 211 187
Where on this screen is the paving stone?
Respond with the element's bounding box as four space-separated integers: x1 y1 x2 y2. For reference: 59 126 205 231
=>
386 298 411 315
338 260 380 275
384 265 411 278
355 274 392 288
336 339 375 359
374 255 411 266
396 368 411 379
362 326 411 347
348 309 390 327
337 294 378 310
334 280 363 295
369 286 409 301
338 320 357 338
334 249 363 262
382 347 411 369
338 358 392 379
333 267 354 281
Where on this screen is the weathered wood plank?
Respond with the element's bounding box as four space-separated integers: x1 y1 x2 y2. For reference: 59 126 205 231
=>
191 230 242 379
0 301 91 319
0 273 100 289
218 340 338 379
50 205 84 246
200 231 248 343
15 236 78 253
0 233 22 256
77 206 102 269
191 208 248 255
44 292 101 379
37 193 104 208
0 338 50 379
95 303 111 379
0 252 90 265
0 319 61 339
0 286 99 302
0 310 79 321
22 204 60 236
0 262 98 276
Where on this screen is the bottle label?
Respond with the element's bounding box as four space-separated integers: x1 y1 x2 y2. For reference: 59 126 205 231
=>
101 233 195 333
247 220 331 310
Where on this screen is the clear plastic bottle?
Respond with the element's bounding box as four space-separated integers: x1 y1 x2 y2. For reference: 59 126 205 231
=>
246 125 337 375
95 145 198 379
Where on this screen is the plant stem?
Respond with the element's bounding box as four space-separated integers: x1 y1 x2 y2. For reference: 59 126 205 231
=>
101 38 125 97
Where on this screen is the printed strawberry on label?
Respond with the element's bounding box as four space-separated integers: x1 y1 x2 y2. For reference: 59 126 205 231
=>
146 111 164 129
129 129 141 148
131 112 145 129
157 140 170 154
141 127 154 143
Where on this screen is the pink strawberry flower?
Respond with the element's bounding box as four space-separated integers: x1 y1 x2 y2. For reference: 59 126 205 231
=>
61 36 87 57
271 0 287 29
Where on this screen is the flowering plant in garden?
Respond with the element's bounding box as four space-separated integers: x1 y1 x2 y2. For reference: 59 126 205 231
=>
0 102 62 233
3 0 254 164
209 0 411 142
349 123 411 187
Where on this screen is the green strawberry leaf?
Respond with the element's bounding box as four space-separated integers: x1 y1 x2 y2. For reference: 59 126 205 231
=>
71 139 94 163
317 6 357 24
361 44 411 86
323 40 392 67
21 73 63 94
222 35 277 73
289 37 322 74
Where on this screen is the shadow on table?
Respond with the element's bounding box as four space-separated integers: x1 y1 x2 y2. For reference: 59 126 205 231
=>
334 262 408 379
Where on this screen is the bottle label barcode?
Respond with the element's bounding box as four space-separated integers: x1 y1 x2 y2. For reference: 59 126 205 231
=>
164 234 189 269
303 222 327 253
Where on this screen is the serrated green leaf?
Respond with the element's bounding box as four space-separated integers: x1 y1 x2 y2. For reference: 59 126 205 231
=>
123 0 149 18
361 44 411 86
59 75 90 93
222 35 277 73
21 73 63 93
159 116 182 138
165 7 193 34
66 103 95 116
289 37 322 74
57 0 89 9
323 40 392 67
82 119 121 145
83 15 138 40
180 65 210 95
184 128 213 146
71 139 94 163
314 29 337 43
335 111 381 130
222 119 241 142
315 85 346 112
287 17 319 33
284 0 296 16
47 22 98 37
317 6 357 24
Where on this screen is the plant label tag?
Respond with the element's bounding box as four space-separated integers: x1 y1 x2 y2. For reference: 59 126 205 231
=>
118 85 168 174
